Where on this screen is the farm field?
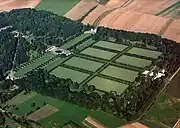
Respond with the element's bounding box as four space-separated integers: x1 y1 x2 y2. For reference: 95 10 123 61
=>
36 0 80 16
88 76 129 94
127 47 162 59
93 41 128 51
143 93 180 128
12 93 126 128
50 66 90 83
163 19 180 43
64 57 104 72
116 55 152 68
101 65 138 82
65 0 98 20
80 47 116 60
15 53 56 77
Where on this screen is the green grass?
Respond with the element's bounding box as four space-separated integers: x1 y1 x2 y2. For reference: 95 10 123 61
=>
12 93 126 127
50 66 90 83
81 47 116 60
101 65 138 82
94 41 128 51
144 93 180 127
116 55 152 68
64 57 104 72
127 47 162 59
88 77 129 94
15 53 56 77
36 0 80 16
60 33 91 50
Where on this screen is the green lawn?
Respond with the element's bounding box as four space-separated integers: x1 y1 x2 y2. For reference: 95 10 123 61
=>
64 57 104 72
116 55 152 68
127 47 162 59
15 53 56 77
50 66 89 83
60 33 91 49
94 41 128 51
36 0 80 16
12 93 126 127
88 77 129 94
101 65 138 82
81 47 116 60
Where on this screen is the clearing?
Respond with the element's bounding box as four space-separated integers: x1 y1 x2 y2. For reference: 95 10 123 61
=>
50 66 90 83
64 57 104 72
127 47 162 59
116 55 152 68
80 47 116 60
100 65 138 82
93 41 128 51
88 76 129 94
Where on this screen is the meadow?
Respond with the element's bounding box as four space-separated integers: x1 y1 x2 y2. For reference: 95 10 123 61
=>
36 0 80 16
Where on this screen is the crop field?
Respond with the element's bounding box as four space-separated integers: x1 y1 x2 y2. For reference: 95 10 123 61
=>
15 53 56 77
88 77 129 94
80 47 116 60
93 41 128 51
12 93 126 128
36 0 80 16
116 55 152 68
127 47 162 58
64 57 103 72
101 65 138 82
50 66 90 83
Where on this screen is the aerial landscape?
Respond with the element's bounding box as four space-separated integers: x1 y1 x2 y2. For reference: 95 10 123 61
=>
0 0 180 128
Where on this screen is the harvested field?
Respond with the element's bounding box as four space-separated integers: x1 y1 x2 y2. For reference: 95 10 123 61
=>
127 47 162 59
94 41 128 51
163 19 180 43
82 5 110 25
105 0 129 8
0 0 40 12
88 76 129 94
50 66 90 83
120 122 148 128
129 14 169 34
81 47 116 60
64 57 103 72
28 104 59 121
84 116 106 128
109 0 180 15
101 65 138 82
65 0 98 20
116 55 152 68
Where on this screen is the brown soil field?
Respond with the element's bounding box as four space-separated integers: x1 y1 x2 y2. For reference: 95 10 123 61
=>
82 4 110 25
106 0 179 15
120 122 148 128
105 0 129 8
163 19 180 43
0 0 40 12
28 104 59 122
65 0 98 20
85 116 106 128
100 11 169 35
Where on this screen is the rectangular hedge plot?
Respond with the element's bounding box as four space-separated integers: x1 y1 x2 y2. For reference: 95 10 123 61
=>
101 66 138 82
94 41 128 51
64 57 103 72
50 66 89 83
127 47 162 58
81 47 116 60
116 55 152 68
88 77 129 95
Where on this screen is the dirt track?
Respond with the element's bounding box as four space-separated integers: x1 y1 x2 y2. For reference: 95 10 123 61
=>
0 0 40 12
